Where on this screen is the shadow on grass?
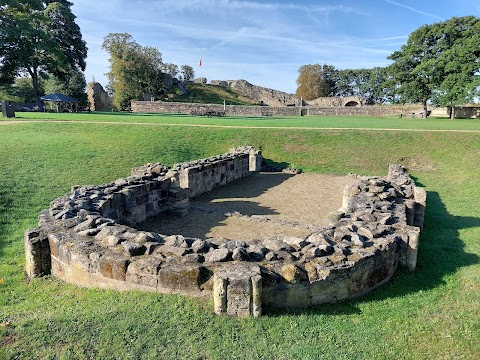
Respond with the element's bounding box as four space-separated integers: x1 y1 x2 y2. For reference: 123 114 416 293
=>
0 187 15 257
265 189 479 317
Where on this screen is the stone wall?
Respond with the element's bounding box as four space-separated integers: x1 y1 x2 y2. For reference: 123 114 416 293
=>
132 100 423 117
453 106 480 119
306 96 365 107
225 79 298 107
86 82 113 111
25 149 425 317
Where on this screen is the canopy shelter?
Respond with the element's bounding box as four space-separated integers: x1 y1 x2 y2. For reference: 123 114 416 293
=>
40 93 79 113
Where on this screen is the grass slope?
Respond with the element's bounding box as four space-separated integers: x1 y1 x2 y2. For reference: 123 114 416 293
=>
0 115 479 359
169 83 260 105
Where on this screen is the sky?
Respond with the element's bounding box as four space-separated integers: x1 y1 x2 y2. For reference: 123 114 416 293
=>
72 0 480 94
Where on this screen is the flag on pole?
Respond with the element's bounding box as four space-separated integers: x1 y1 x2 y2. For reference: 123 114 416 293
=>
199 56 202 67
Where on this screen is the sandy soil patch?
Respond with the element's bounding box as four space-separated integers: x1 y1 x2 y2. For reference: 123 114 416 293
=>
137 172 354 241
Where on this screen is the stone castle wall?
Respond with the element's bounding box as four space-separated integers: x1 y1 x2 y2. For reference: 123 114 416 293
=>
131 100 422 117
86 82 113 111
25 149 425 317
306 96 365 107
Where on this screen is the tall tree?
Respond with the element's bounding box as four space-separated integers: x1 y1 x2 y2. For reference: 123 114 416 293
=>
296 64 325 101
102 33 164 109
161 63 179 78
388 16 480 118
180 65 195 82
0 0 87 106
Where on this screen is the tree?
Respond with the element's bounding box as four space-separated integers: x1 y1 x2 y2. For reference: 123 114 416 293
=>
43 68 87 103
161 63 179 78
0 0 87 107
14 77 38 103
388 16 480 118
0 77 39 103
102 33 164 109
296 64 325 101
180 65 195 82
330 67 395 104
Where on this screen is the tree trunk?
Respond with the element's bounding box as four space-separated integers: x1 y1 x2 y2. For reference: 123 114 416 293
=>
28 67 43 110
450 106 456 120
423 99 428 118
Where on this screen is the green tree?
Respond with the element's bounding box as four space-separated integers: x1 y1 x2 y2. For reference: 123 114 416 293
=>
161 63 179 78
43 68 87 103
0 0 87 107
388 16 480 118
14 77 38 103
102 33 164 110
180 65 195 82
331 67 395 104
0 77 38 104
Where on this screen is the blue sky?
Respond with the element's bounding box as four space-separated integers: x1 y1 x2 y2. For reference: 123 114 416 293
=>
72 0 480 94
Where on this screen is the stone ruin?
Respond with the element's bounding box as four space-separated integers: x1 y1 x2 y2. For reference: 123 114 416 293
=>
86 82 113 111
206 79 364 108
25 147 426 317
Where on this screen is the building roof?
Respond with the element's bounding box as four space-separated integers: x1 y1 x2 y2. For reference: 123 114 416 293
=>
40 93 79 103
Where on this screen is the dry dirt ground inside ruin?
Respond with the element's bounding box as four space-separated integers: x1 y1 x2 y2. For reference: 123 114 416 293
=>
138 172 355 241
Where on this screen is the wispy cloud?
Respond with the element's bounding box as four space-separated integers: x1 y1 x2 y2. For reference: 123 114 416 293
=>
146 0 363 15
384 0 445 21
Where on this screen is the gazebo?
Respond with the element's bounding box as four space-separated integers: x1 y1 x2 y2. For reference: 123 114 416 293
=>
40 93 79 113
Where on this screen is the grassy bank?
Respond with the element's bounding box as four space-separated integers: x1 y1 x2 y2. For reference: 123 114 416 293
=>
0 117 478 359
169 83 260 105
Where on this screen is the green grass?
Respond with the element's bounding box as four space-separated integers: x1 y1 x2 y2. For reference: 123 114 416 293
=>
0 114 479 359
8 111 480 131
169 83 260 105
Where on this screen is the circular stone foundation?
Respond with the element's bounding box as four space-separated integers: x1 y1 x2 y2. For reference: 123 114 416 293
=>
24 147 426 317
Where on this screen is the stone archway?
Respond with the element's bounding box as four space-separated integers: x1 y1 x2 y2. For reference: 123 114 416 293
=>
344 101 359 107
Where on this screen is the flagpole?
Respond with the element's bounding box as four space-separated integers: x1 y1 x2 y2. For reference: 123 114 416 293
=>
199 51 203 79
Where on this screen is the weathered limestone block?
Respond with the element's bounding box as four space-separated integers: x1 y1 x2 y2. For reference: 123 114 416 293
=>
267 282 311 308
406 227 420 271
413 186 426 230
279 263 308 284
205 248 230 262
24 229 51 278
99 255 130 281
405 199 415 226
310 270 350 305
342 183 360 210
213 264 262 317
126 258 162 288
157 264 204 293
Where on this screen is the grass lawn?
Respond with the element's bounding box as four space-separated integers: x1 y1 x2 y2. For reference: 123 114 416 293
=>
8 111 480 131
0 113 479 359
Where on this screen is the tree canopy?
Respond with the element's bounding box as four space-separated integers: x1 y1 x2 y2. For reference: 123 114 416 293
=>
295 16 479 115
0 0 87 106
332 67 396 105
180 65 195 82
102 33 165 110
388 16 480 117
295 64 329 101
